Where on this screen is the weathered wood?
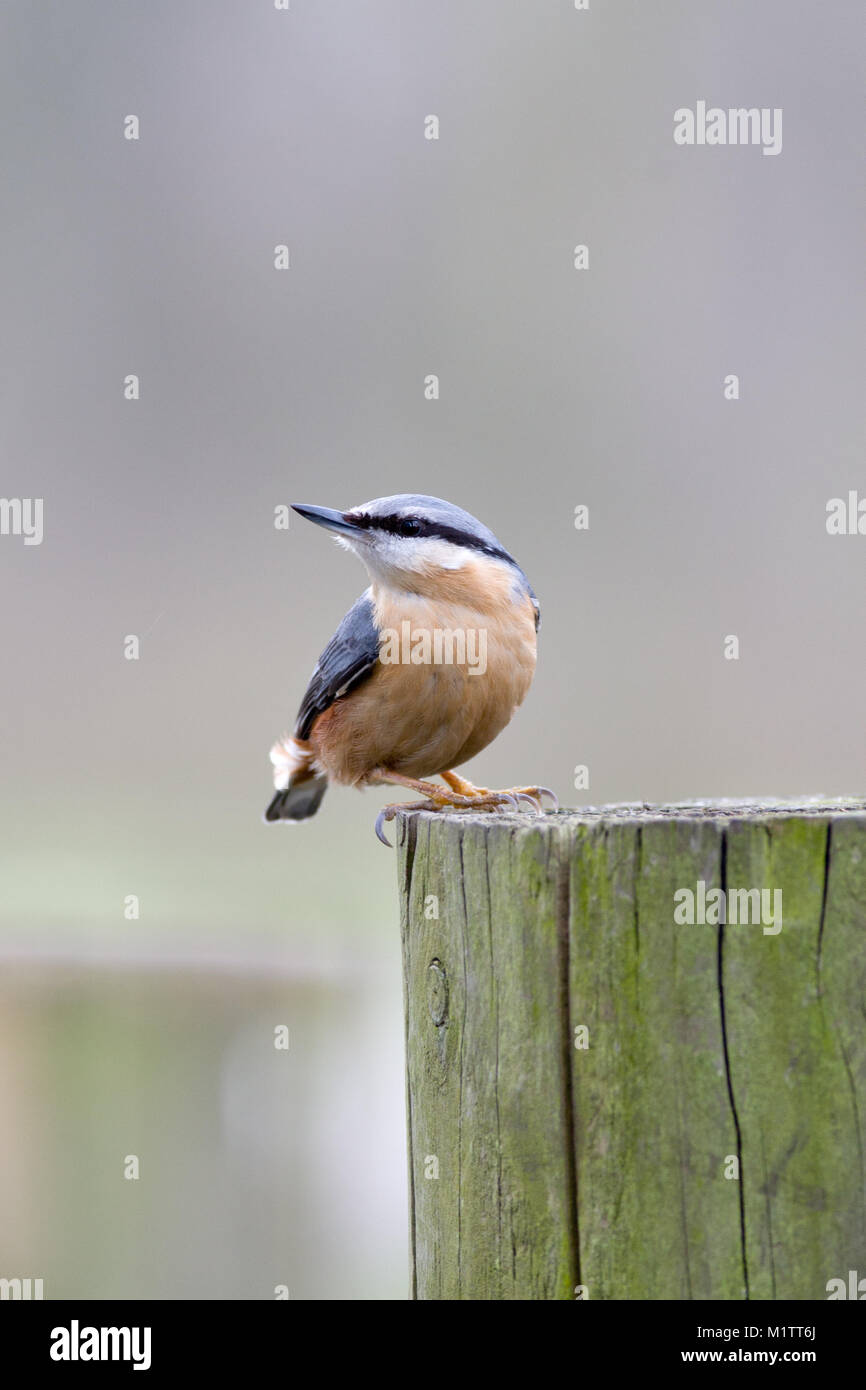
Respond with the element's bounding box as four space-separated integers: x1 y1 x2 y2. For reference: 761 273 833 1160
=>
396 799 866 1300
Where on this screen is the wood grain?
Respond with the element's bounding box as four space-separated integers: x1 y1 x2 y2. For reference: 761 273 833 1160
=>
397 800 866 1300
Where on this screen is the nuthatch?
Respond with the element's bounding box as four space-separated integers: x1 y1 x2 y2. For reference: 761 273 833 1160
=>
265 494 555 845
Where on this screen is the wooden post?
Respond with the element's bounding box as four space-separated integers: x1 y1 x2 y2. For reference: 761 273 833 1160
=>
396 799 866 1301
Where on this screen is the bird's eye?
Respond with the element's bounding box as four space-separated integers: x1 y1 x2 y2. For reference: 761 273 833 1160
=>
399 517 422 537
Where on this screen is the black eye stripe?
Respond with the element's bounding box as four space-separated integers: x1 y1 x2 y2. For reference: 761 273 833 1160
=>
387 516 516 562
344 510 517 565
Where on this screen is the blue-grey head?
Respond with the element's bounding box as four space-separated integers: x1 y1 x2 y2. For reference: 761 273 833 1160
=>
292 494 538 620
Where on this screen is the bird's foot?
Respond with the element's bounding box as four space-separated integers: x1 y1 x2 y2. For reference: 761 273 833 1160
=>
375 787 528 847
441 771 559 815
373 774 558 846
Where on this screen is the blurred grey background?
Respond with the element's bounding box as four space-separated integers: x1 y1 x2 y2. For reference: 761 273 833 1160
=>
0 1 862 1298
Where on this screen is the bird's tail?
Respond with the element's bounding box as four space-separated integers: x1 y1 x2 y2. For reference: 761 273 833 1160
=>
265 776 327 822
265 737 327 823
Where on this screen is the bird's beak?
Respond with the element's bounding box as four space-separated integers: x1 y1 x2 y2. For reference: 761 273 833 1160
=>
291 504 365 538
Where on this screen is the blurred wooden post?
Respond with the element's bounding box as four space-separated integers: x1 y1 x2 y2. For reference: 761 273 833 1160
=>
396 799 866 1301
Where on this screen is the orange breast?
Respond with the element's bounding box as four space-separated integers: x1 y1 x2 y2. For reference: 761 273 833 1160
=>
309 575 537 784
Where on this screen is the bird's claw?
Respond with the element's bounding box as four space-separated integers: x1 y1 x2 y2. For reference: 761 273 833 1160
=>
375 798 439 847
484 787 558 814
534 786 559 811
375 807 394 847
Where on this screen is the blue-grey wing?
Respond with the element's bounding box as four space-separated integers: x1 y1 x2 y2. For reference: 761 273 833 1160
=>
295 589 380 740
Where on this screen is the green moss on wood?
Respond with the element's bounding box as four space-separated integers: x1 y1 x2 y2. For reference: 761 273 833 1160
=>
397 800 866 1300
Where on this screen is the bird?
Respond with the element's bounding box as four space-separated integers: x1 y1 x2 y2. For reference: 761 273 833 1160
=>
265 494 556 845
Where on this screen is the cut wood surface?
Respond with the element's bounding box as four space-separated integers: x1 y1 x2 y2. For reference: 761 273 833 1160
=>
396 799 866 1300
